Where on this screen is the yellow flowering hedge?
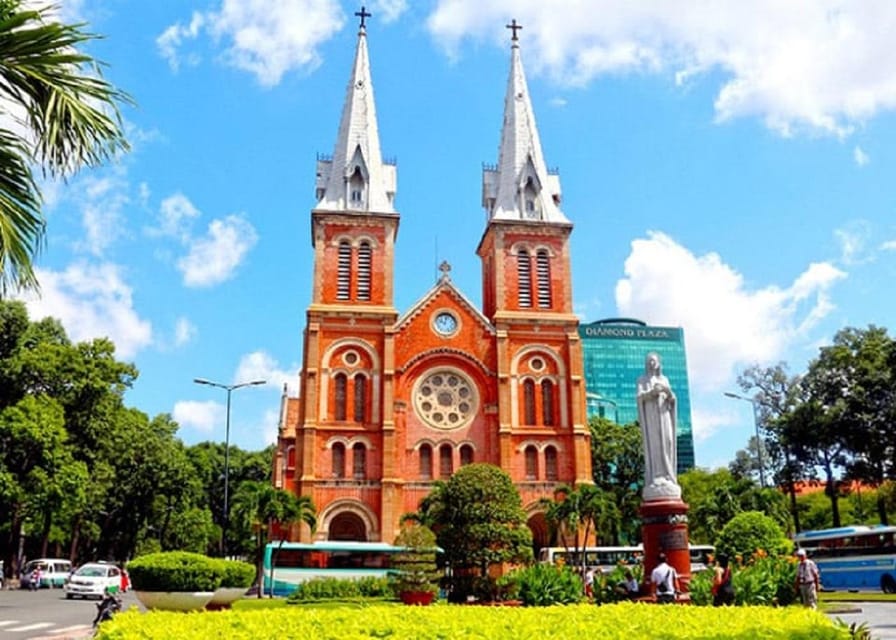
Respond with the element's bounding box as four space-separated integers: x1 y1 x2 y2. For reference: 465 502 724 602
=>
96 602 851 640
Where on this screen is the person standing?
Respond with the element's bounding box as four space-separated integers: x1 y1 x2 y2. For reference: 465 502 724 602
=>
651 553 678 604
795 548 820 608
712 554 735 606
584 566 596 601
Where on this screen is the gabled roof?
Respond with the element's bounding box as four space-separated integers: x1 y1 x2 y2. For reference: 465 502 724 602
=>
394 263 495 335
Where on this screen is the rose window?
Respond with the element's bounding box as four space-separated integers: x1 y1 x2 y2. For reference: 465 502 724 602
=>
413 370 478 430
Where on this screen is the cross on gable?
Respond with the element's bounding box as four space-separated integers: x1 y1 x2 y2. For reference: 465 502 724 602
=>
506 19 522 42
355 6 372 29
438 260 452 281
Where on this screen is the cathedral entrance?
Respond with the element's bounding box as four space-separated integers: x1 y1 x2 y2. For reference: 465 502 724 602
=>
527 512 551 557
328 512 368 541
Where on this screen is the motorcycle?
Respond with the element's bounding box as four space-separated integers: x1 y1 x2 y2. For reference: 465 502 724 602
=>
92 588 122 627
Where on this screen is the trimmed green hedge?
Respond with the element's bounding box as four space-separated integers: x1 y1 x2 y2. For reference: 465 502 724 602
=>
285 576 393 602
95 602 853 639
127 552 254 592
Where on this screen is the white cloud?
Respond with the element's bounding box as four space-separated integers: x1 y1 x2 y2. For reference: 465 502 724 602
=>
426 1 896 137
853 145 870 166
159 1 344 87
18 262 153 359
834 220 872 265
690 406 734 444
371 0 408 23
174 317 197 346
177 215 258 287
173 399 223 433
234 350 298 394
881 239 896 251
261 408 281 447
614 231 846 391
74 172 131 257
153 192 201 241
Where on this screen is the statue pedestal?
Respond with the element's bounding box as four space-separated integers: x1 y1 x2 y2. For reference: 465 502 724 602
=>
640 498 691 602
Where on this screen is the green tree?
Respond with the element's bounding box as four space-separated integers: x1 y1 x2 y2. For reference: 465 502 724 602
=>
714 510 790 560
589 416 642 544
0 1 130 293
230 481 316 597
543 483 619 575
416 463 532 602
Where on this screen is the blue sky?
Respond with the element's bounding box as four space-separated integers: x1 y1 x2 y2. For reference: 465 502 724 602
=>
15 1 896 471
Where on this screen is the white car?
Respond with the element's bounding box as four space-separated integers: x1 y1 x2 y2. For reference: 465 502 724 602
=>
64 562 122 599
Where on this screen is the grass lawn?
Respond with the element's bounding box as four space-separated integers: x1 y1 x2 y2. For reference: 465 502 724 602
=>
819 591 896 603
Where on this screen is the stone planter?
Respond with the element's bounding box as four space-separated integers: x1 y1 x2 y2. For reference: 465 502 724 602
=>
135 590 215 612
205 586 248 610
399 590 435 606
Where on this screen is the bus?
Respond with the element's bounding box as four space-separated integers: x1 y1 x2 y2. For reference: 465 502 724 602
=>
794 525 896 593
262 541 405 596
538 544 715 574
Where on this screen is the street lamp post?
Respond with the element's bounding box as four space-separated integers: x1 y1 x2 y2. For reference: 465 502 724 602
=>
724 392 766 488
194 377 266 555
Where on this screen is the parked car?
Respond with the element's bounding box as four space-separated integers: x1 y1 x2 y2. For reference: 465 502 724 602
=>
63 562 123 599
20 559 73 589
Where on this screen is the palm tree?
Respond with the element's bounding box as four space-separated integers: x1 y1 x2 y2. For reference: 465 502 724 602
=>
0 1 130 294
230 481 316 598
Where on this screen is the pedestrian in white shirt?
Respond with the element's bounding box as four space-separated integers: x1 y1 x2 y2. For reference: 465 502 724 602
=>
650 553 678 604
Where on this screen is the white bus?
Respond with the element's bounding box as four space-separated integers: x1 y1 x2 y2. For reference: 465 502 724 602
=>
538 544 714 574
794 525 896 593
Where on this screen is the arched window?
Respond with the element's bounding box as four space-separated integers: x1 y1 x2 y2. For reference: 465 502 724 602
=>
357 241 372 301
349 167 365 208
460 444 474 466
516 248 532 307
525 446 538 480
439 444 454 478
536 249 552 308
337 241 351 300
419 444 433 479
545 446 558 481
332 443 346 478
352 442 366 479
353 373 367 423
334 373 347 421
522 379 536 425
541 379 555 426
523 178 539 219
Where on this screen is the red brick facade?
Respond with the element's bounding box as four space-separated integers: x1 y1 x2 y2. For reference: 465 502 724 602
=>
273 27 592 549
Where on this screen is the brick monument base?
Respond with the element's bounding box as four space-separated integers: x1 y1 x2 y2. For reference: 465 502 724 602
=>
640 497 691 603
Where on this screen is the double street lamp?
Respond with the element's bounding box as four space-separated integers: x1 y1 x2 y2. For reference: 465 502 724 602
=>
724 391 766 488
193 377 266 555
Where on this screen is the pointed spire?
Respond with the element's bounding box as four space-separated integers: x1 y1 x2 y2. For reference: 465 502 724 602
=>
482 21 566 223
316 8 396 213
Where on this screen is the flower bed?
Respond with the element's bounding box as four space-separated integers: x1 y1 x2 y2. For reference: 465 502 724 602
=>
95 602 852 639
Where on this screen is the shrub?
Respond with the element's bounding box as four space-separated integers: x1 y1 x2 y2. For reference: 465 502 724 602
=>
715 511 791 559
391 523 441 596
500 563 584 606
285 576 392 602
218 559 255 589
688 552 798 607
127 551 223 592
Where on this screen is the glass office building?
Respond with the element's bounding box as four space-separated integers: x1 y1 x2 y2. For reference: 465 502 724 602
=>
579 318 695 473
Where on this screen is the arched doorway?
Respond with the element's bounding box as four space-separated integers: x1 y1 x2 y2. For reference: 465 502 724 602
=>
527 512 551 559
328 512 368 541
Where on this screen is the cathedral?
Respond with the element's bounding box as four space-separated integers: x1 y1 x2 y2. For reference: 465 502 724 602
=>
273 15 592 550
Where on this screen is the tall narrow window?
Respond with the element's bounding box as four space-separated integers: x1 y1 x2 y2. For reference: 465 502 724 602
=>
353 374 367 423
357 241 371 301
460 444 474 466
536 249 552 308
439 444 453 478
337 241 351 300
525 446 538 480
522 379 536 425
545 446 558 481
334 373 347 421
419 444 433 479
352 443 366 479
517 248 532 307
541 380 555 426
349 167 365 208
332 443 346 478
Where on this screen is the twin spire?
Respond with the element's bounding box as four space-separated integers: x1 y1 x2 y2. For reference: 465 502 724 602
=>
316 13 566 225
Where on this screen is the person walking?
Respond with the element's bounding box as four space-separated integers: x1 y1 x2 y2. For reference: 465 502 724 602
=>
795 548 820 609
651 553 678 604
584 566 596 601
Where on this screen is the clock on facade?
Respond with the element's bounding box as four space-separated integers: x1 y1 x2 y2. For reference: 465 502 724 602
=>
433 311 458 335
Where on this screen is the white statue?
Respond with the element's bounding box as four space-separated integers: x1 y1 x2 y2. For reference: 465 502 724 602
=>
637 352 681 501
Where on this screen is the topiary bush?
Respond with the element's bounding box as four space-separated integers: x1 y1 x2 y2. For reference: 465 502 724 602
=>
127 552 223 592
391 523 441 597
499 563 584 606
285 576 393 602
218 559 255 589
715 511 792 560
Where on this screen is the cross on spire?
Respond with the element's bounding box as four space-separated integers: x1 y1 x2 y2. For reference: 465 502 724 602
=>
355 5 371 30
506 19 522 42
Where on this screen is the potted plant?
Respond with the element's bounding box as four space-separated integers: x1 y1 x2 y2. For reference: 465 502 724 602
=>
392 523 441 605
127 552 221 611
206 559 255 610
